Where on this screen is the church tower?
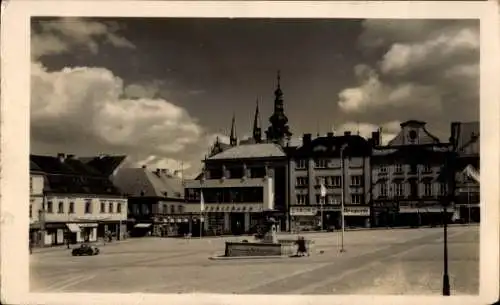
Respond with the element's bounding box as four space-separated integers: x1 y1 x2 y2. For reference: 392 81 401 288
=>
229 113 238 146
253 98 262 143
265 70 292 146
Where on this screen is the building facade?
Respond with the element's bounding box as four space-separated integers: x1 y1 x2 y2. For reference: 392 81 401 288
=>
370 121 452 227
184 143 288 235
289 132 372 231
29 154 128 246
451 121 480 223
113 167 186 237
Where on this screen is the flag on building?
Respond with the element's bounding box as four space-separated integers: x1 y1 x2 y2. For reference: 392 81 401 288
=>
200 190 205 212
320 183 327 203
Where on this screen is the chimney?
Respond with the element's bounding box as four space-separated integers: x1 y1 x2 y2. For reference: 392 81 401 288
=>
327 132 334 138
302 133 312 145
57 153 65 163
371 131 380 147
344 131 351 136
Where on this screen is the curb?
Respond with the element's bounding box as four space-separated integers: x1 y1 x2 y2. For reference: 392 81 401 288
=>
209 255 289 260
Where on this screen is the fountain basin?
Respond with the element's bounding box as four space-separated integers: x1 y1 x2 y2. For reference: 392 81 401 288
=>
223 239 314 257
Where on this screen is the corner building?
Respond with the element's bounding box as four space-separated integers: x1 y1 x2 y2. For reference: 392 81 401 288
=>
289 132 372 231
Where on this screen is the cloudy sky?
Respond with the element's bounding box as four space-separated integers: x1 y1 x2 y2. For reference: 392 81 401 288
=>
31 17 479 177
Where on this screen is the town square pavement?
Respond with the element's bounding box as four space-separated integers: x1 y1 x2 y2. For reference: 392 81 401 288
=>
30 226 479 295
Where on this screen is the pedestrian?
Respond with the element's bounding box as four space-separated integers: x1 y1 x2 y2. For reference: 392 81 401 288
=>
29 240 33 255
66 238 70 249
296 236 309 257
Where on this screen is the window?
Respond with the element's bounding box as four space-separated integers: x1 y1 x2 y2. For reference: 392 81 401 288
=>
69 202 74 214
350 175 362 186
394 164 403 173
30 177 33 194
351 194 362 204
142 204 150 215
100 202 106 213
314 159 328 169
394 183 404 197
439 183 447 196
296 194 307 204
85 201 92 214
178 205 184 213
296 177 308 186
331 176 341 187
58 201 64 214
422 164 432 173
379 165 387 173
379 183 388 197
170 205 175 214
296 159 307 169
29 204 33 218
315 176 325 186
328 196 340 205
117 203 122 213
47 201 53 213
424 183 433 197
109 202 114 213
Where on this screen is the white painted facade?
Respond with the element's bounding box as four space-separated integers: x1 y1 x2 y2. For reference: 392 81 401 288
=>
183 177 274 213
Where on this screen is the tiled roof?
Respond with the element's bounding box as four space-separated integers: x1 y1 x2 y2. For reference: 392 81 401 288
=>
80 155 127 176
30 154 123 195
113 167 184 199
294 134 371 157
208 143 286 160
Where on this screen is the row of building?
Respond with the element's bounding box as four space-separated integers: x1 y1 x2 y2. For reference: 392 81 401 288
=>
30 72 480 245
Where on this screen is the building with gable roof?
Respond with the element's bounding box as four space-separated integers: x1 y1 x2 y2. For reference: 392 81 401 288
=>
29 153 128 246
370 120 453 227
113 166 187 237
184 143 288 235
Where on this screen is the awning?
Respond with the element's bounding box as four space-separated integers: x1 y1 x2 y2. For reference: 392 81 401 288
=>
134 223 152 228
66 223 81 233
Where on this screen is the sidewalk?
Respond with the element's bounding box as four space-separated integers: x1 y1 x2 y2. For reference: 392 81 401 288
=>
285 223 478 235
32 238 135 254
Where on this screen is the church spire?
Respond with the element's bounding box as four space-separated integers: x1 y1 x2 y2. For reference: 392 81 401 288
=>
265 70 292 146
253 98 262 143
230 113 237 146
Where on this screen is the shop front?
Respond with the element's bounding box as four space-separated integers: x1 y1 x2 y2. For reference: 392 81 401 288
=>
290 206 317 232
343 206 371 228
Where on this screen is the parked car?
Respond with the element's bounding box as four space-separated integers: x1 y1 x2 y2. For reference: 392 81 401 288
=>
72 243 100 256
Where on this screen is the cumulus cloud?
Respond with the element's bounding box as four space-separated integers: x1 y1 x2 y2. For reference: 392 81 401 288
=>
30 18 213 177
31 18 135 59
337 20 479 139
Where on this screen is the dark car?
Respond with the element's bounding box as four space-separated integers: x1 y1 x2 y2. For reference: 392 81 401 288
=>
71 243 100 256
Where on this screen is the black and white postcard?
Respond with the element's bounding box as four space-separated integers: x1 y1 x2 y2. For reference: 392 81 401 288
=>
1 1 499 305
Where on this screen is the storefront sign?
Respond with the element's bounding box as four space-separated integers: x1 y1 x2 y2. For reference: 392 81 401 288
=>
290 207 317 216
343 207 370 216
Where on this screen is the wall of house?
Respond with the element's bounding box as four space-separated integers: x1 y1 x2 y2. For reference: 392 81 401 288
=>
39 196 128 223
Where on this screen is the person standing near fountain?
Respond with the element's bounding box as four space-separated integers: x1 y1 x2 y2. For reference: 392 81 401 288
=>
296 236 309 257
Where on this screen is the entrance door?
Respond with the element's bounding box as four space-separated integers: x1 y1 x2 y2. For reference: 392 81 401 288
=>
230 213 245 235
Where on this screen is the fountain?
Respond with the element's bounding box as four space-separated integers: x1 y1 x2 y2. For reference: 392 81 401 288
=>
217 218 314 259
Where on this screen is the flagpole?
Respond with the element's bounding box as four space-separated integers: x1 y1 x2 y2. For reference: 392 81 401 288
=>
340 144 347 252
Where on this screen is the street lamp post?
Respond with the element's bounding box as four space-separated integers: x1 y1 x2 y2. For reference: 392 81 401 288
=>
442 138 456 296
